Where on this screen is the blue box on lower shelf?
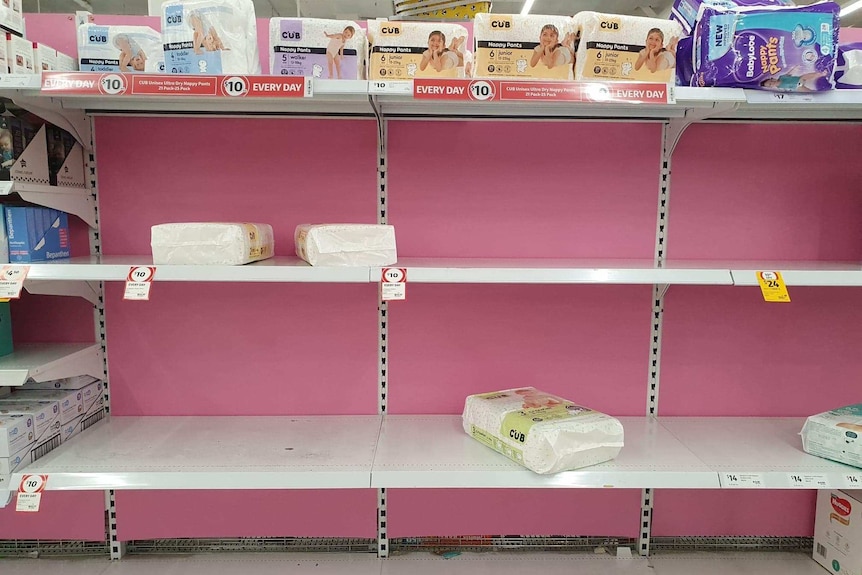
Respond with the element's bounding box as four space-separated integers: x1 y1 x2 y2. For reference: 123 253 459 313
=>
4 205 70 263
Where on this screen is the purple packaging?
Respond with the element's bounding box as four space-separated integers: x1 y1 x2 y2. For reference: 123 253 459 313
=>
835 42 862 89
676 36 695 86
671 0 794 35
269 18 365 79
692 2 838 91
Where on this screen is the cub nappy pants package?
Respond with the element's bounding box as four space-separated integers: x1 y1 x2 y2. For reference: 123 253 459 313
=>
473 14 575 80
77 24 164 73
462 387 624 474
367 21 468 80
270 18 366 79
162 0 261 74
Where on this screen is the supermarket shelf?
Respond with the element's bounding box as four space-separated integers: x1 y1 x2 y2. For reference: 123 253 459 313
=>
0 73 43 90
0 342 103 387
371 416 719 489
24 256 371 283
662 418 862 489
650 552 824 575
381 259 734 285
0 181 96 228
11 416 383 490
23 279 101 304
729 262 862 286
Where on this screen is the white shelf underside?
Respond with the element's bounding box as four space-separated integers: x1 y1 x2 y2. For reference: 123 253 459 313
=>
0 343 103 387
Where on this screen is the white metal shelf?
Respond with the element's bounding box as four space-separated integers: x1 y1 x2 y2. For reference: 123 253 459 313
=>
380 259 734 285
0 73 43 90
662 418 862 489
0 342 103 387
12 415 382 490
24 256 371 283
371 416 719 489
729 262 862 287
0 180 96 228
649 552 825 575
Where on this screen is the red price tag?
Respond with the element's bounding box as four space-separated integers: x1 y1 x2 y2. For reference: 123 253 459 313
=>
0 265 28 299
381 268 407 301
412 79 671 104
124 266 156 301
16 474 47 513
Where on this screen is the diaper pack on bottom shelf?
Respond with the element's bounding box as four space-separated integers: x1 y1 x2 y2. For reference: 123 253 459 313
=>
294 224 397 266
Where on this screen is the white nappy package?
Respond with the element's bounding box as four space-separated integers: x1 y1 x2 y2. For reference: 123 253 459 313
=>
801 404 862 469
6 33 33 74
56 51 77 72
77 25 164 73
151 223 274 265
572 12 683 84
463 387 624 474
162 0 260 75
295 224 397 266
367 21 468 80
33 43 57 72
0 0 23 36
473 14 575 80
270 18 366 79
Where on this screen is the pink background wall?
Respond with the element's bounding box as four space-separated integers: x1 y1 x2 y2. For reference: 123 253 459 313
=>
5 13 862 544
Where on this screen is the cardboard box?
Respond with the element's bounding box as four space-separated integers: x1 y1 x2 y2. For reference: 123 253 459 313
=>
6 33 33 73
61 380 104 441
815 489 862 575
32 43 57 72
0 301 11 357
0 400 60 444
0 413 33 457
5 206 71 263
0 0 24 36
6 388 83 427
0 441 32 475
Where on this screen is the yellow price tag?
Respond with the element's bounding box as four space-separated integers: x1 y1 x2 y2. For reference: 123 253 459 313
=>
757 271 790 302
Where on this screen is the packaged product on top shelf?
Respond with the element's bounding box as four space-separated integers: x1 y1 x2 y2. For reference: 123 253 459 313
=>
473 14 576 80
6 32 34 73
32 43 57 71
0 301 11 357
77 24 164 73
4 206 71 263
814 489 862 575
0 0 23 37
801 404 862 468
161 0 260 75
55 51 77 72
691 2 839 91
835 43 862 89
462 387 624 474
366 21 469 80
676 36 695 85
269 18 366 79
294 224 396 266
571 12 684 84
151 223 274 265
670 0 794 36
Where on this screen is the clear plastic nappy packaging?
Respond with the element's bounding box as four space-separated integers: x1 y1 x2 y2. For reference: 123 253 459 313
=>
691 1 839 91
462 387 624 474
270 18 366 79
473 14 576 80
151 223 274 265
367 21 468 80
835 43 862 89
162 0 260 75
572 12 683 84
294 224 396 266
801 404 862 469
77 25 164 73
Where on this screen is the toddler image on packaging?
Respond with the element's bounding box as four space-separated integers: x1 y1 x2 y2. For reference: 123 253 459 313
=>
323 25 355 79
0 129 13 168
420 30 465 73
760 66 830 92
530 24 575 70
190 10 228 54
635 27 678 73
114 34 148 72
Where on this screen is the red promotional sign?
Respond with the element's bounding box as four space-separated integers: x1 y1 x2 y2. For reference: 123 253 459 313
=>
413 79 671 105
41 73 312 98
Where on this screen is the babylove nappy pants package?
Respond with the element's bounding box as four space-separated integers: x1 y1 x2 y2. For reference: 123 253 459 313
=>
269 18 366 79
367 21 469 80
162 0 260 75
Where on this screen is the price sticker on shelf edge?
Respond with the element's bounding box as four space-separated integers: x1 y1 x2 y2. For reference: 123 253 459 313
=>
370 81 413 95
219 76 311 98
757 271 790 303
787 473 830 488
847 473 862 488
16 474 47 512
381 267 407 301
100 73 128 95
0 265 28 299
124 266 156 301
722 472 765 488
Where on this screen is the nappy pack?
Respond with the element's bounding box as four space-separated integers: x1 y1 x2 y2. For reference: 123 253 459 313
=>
835 42 862 89
294 224 397 266
572 12 684 84
473 14 575 80
77 24 164 73
670 0 793 35
367 21 468 80
801 404 862 469
151 223 274 265
462 387 624 474
269 18 366 79
162 0 260 75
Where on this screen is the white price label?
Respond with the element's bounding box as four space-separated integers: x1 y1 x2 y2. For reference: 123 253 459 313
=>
124 266 156 301
846 473 862 488
722 472 765 488
381 267 406 301
468 80 495 101
223 76 248 97
100 74 127 95
369 80 413 95
0 265 28 299
745 90 815 104
16 474 46 512
786 473 829 488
